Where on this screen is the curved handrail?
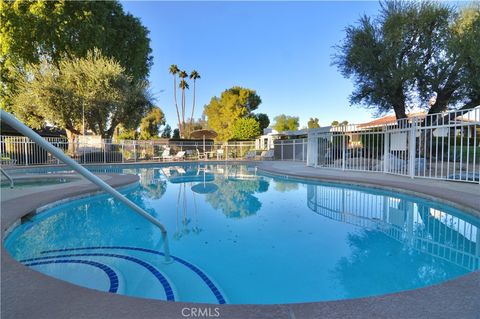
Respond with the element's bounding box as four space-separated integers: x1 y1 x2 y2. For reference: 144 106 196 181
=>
0 168 14 188
0 110 171 262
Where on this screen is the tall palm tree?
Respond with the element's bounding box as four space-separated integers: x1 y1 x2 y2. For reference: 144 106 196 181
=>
178 70 189 136
169 64 182 136
189 70 201 131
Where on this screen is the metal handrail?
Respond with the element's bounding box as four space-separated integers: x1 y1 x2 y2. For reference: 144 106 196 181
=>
0 168 14 188
0 110 171 262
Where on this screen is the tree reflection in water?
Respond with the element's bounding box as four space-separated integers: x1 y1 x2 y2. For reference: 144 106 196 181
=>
202 165 269 219
203 178 268 219
331 229 464 299
273 179 299 192
173 183 193 240
138 168 168 199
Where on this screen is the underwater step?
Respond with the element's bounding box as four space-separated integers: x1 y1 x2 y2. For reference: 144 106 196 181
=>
23 246 225 304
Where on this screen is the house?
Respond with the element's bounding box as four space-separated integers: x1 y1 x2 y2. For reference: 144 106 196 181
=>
255 128 308 150
255 128 282 150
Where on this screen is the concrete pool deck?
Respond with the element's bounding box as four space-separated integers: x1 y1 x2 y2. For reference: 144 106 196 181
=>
1 161 479 319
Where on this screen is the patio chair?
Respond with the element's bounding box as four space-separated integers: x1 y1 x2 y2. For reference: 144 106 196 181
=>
185 149 195 160
244 150 257 160
153 147 166 161
216 149 224 160
172 151 186 161
196 148 207 160
162 148 173 161
260 150 275 160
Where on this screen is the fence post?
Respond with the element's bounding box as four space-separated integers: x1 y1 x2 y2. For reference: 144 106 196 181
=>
408 118 417 179
383 126 389 174
24 139 28 166
133 141 137 163
281 140 284 160
342 134 346 171
293 140 296 161
103 142 107 163
57 142 60 165
121 141 124 163
302 138 305 162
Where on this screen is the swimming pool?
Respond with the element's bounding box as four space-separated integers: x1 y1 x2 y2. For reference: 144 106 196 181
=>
4 163 479 304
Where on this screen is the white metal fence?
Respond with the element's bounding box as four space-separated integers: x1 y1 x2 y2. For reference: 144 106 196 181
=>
307 107 480 183
1 107 479 184
273 138 308 161
0 137 256 166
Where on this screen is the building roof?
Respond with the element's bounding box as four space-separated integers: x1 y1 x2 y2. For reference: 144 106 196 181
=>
358 107 480 127
281 128 309 136
358 111 426 128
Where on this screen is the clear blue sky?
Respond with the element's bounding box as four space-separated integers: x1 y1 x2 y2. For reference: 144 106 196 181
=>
121 1 383 129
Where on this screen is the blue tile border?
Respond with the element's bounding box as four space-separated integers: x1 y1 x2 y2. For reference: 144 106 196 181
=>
21 253 175 301
41 246 226 304
24 259 119 293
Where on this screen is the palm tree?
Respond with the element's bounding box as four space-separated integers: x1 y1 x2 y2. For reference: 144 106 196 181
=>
189 70 201 132
178 70 189 137
178 77 189 138
169 64 182 136
179 80 190 138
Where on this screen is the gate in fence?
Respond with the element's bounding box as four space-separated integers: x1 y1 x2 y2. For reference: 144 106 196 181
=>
273 138 307 161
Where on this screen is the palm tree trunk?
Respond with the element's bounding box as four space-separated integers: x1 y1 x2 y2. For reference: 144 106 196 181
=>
180 88 185 138
181 88 186 138
189 80 196 131
173 76 182 137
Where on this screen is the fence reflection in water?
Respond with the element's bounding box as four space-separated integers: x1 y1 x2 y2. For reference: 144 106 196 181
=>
307 183 479 271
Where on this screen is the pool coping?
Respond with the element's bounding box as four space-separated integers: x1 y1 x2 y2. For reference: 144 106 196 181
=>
1 161 479 319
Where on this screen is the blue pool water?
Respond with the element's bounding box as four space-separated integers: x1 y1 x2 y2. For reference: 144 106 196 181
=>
4 164 479 304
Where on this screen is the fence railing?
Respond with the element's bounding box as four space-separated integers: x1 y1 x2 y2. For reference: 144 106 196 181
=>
0 137 256 166
307 107 480 183
2 107 479 184
273 138 308 162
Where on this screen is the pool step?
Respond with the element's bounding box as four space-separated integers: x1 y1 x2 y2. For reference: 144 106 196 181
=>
22 246 226 304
